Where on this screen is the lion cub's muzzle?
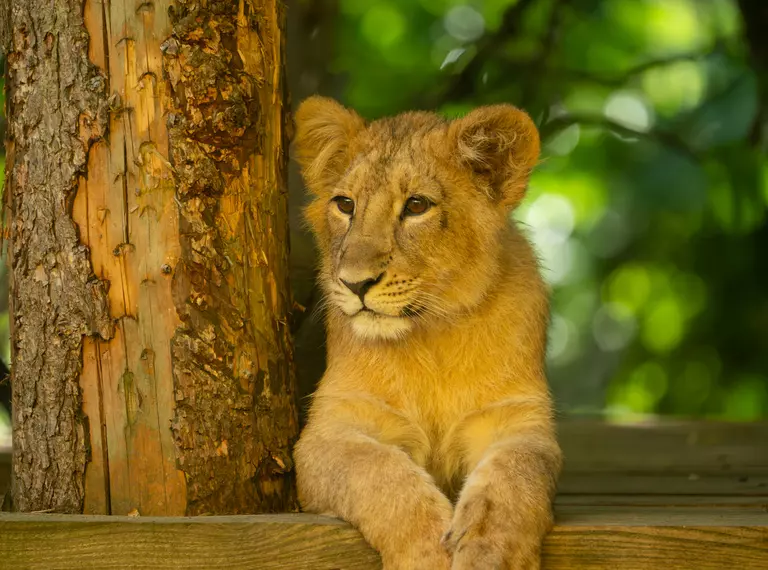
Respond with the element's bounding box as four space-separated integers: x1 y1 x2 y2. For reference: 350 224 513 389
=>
332 269 419 339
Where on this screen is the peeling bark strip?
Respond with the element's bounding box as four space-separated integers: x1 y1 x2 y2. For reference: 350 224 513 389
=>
5 1 113 512
164 0 298 514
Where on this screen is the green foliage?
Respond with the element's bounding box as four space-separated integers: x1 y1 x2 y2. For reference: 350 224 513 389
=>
323 0 768 419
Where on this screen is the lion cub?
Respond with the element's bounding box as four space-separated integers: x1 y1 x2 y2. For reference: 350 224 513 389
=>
293 96 562 570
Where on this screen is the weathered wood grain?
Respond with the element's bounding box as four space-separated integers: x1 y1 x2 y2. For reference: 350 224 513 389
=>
556 420 768 497
555 494 768 507
558 420 768 474
559 472 768 496
0 513 380 569
0 509 766 570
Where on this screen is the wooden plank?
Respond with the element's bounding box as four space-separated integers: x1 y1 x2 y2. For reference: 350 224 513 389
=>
0 513 379 570
555 506 768 525
559 420 768 473
556 420 768 497
555 494 768 507
0 510 765 570
550 506 768 570
559 472 768 496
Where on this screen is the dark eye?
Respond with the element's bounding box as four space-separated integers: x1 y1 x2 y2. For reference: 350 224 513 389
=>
332 196 355 215
403 196 431 217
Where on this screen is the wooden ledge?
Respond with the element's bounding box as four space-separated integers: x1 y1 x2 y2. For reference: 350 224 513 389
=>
3 422 767 568
1 507 766 570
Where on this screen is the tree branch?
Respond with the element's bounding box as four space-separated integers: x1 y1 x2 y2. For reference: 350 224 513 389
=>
542 52 710 88
541 113 699 160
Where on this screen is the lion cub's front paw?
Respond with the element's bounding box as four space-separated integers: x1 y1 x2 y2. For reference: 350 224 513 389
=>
380 502 453 570
442 492 543 570
382 532 452 570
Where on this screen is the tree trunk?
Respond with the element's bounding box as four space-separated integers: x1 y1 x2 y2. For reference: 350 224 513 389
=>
4 0 298 515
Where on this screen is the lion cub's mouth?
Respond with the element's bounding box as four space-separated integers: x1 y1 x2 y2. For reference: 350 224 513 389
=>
357 305 422 319
355 307 403 320
349 307 414 340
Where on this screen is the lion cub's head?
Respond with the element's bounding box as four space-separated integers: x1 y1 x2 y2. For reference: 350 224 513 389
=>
294 97 540 341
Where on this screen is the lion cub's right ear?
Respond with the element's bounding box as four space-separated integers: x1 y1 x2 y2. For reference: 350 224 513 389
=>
293 96 366 193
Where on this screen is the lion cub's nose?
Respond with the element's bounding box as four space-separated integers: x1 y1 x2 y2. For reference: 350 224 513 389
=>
340 272 384 301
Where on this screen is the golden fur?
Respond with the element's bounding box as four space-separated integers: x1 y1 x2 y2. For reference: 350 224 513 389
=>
293 96 562 570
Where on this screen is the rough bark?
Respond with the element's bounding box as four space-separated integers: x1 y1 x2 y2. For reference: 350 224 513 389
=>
5 0 113 513
164 0 298 515
6 0 298 515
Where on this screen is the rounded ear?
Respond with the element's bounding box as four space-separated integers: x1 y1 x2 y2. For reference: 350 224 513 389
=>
447 104 540 209
293 96 366 193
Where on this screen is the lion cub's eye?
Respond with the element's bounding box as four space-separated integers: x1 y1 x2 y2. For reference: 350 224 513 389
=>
403 196 431 217
332 196 355 215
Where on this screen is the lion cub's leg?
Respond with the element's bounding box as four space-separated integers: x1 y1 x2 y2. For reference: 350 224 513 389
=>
295 423 453 570
443 402 562 570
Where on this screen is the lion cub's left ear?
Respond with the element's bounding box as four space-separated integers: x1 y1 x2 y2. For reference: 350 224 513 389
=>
448 104 540 209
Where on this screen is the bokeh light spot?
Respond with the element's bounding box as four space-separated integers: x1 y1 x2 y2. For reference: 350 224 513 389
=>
546 123 581 156
361 3 407 49
642 61 706 117
524 193 576 245
642 298 685 353
593 303 637 352
547 313 580 365
604 91 654 133
608 361 668 417
606 263 652 315
444 5 486 43
722 376 768 421
645 0 706 53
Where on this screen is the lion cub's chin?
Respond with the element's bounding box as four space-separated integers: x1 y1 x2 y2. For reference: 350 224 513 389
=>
349 311 413 341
